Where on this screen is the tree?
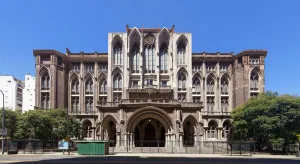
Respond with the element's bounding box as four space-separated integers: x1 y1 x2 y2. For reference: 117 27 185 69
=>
14 109 80 141
231 91 300 152
0 109 21 138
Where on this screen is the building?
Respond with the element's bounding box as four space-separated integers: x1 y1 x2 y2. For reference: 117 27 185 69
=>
0 75 23 110
22 74 36 112
33 25 266 152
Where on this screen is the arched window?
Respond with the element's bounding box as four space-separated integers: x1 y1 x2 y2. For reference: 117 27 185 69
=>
160 44 168 73
41 73 50 90
206 77 215 94
250 72 259 91
192 75 201 94
113 74 122 91
71 79 79 94
114 42 122 65
178 73 186 91
221 78 229 95
144 44 155 73
177 42 186 65
83 120 92 138
85 79 93 95
207 97 215 113
99 80 107 94
208 121 218 139
222 121 231 138
132 44 140 73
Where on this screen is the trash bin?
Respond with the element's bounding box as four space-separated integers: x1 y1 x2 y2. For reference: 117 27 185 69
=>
75 140 109 155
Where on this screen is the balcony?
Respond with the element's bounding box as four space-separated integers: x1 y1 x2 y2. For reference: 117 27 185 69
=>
70 110 97 115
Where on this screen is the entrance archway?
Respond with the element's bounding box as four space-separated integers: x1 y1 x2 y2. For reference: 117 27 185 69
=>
133 118 165 147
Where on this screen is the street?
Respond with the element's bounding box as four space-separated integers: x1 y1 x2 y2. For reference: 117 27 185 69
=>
0 155 299 164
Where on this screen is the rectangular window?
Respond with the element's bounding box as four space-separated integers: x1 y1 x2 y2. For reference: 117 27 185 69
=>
161 81 167 86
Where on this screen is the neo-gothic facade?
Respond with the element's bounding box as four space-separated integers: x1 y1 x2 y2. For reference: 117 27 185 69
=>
33 25 266 152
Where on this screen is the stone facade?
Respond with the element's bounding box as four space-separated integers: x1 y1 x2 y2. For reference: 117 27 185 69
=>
33 25 266 152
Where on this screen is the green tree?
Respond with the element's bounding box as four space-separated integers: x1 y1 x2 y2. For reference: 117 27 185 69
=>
0 109 21 138
231 91 300 152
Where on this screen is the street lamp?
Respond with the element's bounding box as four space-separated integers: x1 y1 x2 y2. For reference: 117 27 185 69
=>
0 90 5 155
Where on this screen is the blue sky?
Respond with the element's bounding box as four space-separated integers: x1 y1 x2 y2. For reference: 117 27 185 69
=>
0 0 299 95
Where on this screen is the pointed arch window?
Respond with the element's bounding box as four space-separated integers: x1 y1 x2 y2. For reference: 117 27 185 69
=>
113 74 122 91
159 44 168 73
208 121 218 139
250 72 259 91
100 80 107 94
221 78 229 95
192 76 201 94
144 44 155 73
132 44 140 73
85 79 93 95
41 73 50 90
177 42 186 65
71 79 79 94
178 73 186 91
222 121 231 138
114 42 122 65
206 77 215 94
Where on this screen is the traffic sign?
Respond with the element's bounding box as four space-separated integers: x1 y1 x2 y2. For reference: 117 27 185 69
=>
0 128 7 136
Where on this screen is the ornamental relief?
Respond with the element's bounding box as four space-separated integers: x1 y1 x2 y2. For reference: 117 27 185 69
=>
144 33 155 45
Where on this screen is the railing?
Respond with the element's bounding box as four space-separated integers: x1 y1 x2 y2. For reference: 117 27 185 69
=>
180 102 202 107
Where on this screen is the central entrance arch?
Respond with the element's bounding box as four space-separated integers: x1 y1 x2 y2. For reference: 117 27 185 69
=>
126 106 173 147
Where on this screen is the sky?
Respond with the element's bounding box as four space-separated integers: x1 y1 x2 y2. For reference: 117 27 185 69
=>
0 0 299 95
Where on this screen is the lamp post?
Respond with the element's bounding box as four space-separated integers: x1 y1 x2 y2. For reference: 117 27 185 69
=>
66 108 70 155
0 90 5 155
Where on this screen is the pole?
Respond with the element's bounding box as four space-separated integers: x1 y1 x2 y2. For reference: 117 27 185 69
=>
66 108 70 155
0 90 5 155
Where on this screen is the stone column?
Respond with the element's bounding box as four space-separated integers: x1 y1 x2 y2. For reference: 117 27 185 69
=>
179 133 183 147
194 134 198 147
116 132 120 147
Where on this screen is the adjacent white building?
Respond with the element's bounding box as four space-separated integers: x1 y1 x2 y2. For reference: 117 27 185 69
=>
22 74 35 112
0 75 23 110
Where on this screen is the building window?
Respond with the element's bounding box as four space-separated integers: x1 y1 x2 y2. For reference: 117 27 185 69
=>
114 42 122 65
41 73 50 90
221 78 229 95
71 97 80 113
72 64 80 72
250 72 259 91
192 65 201 73
207 97 214 113
132 44 140 73
177 42 186 65
113 94 122 102
113 74 122 91
192 75 201 94
178 73 186 91
84 64 94 73
41 93 50 109
221 97 229 113
222 121 231 138
178 94 186 102
57 57 62 66
208 121 218 139
85 79 93 95
206 65 215 72
159 44 168 73
100 80 107 94
250 57 259 65
98 64 108 72
193 96 201 103
206 77 215 95
85 97 93 113
220 65 228 72
144 44 155 73
161 81 167 86
71 79 79 95
131 81 139 88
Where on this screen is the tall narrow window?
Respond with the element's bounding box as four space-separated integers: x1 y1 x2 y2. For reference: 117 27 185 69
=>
41 93 50 109
250 72 259 91
113 74 122 91
178 73 186 91
207 77 215 94
71 97 80 113
144 44 155 73
85 97 93 113
222 121 231 138
221 98 229 113
160 44 168 73
208 121 218 139
85 79 93 95
221 78 229 95
132 44 140 73
114 42 122 65
71 79 79 94
177 42 186 65
207 97 214 113
100 80 107 94
192 75 201 94
41 73 50 90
